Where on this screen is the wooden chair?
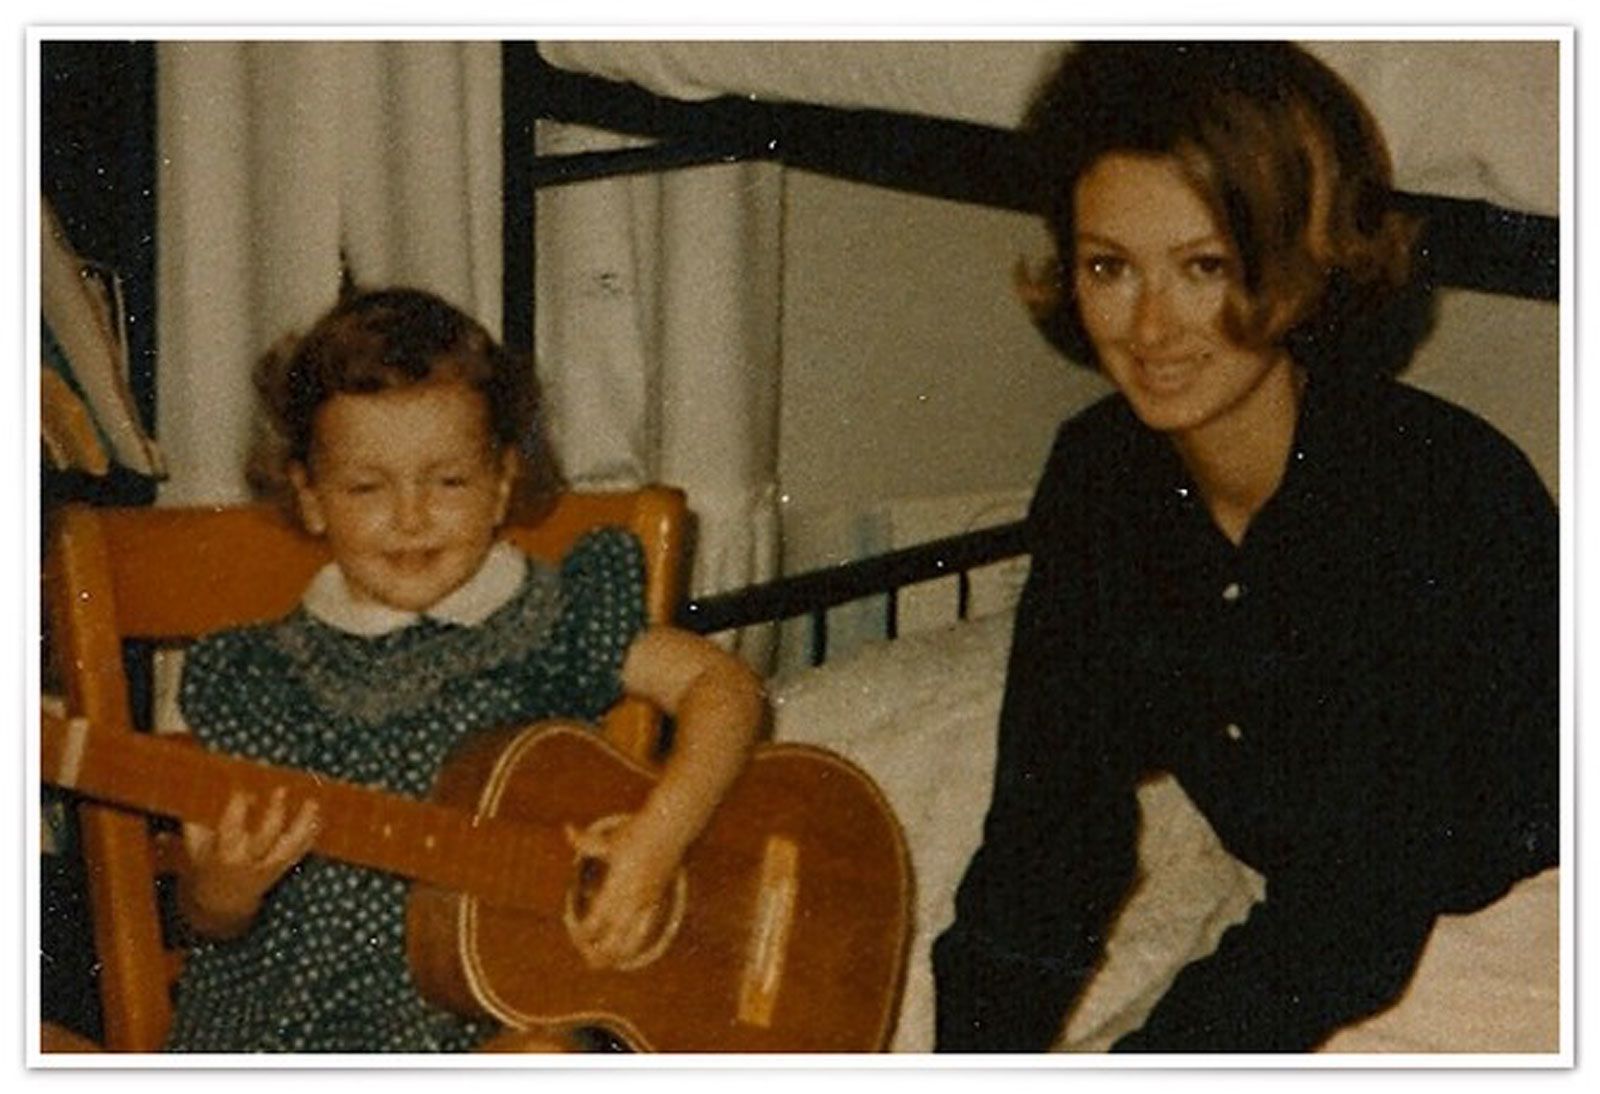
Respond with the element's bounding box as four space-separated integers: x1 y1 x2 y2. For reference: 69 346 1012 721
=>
42 487 687 1052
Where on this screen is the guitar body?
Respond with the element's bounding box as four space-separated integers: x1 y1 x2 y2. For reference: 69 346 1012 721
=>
407 723 912 1053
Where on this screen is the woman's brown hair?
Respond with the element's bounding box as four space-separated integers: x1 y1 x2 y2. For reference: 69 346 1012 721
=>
1019 41 1433 376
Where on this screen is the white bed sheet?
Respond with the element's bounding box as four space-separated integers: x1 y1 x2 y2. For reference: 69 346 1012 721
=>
768 611 1560 1055
538 40 1558 216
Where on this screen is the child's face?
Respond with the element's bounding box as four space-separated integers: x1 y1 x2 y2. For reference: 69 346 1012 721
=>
289 380 516 613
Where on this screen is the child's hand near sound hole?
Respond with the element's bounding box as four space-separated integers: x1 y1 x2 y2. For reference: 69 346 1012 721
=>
566 816 683 969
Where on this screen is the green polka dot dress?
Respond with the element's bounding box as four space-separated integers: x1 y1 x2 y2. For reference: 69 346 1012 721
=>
165 529 645 1053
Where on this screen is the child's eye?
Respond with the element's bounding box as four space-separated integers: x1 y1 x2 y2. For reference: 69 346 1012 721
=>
1080 254 1127 282
344 481 382 496
437 474 472 489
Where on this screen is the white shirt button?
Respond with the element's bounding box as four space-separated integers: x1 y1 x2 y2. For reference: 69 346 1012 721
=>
1224 723 1245 741
1221 582 1243 602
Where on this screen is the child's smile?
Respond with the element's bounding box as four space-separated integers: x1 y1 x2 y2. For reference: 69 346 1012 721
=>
384 548 443 572
289 381 517 614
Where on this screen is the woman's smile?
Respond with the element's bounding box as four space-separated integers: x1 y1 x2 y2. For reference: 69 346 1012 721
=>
1072 153 1298 453
1131 353 1207 397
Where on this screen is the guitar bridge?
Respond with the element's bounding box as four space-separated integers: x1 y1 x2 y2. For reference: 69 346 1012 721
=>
737 835 799 1028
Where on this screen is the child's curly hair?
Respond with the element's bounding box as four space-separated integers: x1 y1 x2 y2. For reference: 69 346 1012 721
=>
248 286 562 518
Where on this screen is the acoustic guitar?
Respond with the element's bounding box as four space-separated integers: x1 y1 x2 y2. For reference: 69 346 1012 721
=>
39 712 912 1053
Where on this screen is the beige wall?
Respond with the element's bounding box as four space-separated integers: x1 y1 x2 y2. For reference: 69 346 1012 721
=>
776 175 1561 551
1407 291 1561 499
776 174 1108 528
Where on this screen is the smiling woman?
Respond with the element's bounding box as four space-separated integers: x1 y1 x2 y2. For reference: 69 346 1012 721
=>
933 41 1558 1054
1070 153 1304 540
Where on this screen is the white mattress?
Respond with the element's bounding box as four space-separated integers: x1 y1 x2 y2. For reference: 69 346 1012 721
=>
538 39 1559 216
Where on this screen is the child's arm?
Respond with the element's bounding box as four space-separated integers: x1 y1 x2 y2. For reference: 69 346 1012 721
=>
567 625 763 968
178 787 321 939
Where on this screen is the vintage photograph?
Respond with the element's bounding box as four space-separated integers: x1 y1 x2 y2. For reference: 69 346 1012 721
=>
33 30 1566 1062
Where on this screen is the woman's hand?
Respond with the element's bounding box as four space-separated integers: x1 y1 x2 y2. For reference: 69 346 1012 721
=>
565 815 684 969
180 787 320 938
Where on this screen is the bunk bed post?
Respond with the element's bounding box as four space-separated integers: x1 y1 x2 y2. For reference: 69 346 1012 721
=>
501 40 539 356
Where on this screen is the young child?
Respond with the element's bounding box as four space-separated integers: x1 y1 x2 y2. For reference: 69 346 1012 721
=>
166 287 764 1053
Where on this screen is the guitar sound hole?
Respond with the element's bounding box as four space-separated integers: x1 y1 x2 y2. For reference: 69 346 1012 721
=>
572 857 607 919
561 813 688 972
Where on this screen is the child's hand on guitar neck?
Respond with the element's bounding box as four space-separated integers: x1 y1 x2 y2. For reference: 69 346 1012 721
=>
564 816 686 969
180 788 321 939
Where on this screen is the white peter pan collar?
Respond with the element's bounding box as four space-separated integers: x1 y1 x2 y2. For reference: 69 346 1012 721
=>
302 540 528 637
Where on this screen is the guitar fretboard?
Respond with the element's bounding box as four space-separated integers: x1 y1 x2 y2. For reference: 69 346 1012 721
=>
41 712 571 911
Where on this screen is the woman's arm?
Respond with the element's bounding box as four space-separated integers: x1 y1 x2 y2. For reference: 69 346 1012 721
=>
934 421 1143 1052
566 625 763 966
1110 864 1437 1052
932 556 1140 1051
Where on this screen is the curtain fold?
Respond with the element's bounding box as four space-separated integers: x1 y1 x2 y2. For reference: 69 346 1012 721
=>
656 160 784 650
535 121 784 658
155 40 501 504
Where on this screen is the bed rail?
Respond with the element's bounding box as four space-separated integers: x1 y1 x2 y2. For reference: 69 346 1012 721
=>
510 44 1033 208
676 520 1028 665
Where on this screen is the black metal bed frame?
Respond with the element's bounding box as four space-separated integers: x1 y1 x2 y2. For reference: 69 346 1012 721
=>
678 520 1029 666
501 41 1560 660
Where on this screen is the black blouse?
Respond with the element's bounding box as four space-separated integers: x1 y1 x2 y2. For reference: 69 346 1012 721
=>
932 373 1559 1052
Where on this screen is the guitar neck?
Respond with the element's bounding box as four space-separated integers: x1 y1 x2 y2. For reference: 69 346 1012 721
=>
40 711 569 911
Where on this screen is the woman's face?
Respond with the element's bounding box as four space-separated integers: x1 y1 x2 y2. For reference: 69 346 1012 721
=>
290 380 516 613
1071 152 1296 448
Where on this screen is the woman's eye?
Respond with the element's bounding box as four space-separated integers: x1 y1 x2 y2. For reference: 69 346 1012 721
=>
1187 254 1232 279
437 474 472 489
344 481 382 496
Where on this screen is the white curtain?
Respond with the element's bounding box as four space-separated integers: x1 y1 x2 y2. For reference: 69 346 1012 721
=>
154 40 502 504
534 122 784 655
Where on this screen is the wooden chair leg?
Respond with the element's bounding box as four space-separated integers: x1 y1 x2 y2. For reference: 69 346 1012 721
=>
40 1021 104 1053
